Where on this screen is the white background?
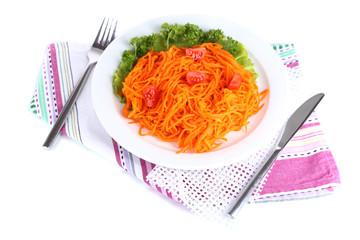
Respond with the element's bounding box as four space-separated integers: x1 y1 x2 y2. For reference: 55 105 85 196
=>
1 0 359 239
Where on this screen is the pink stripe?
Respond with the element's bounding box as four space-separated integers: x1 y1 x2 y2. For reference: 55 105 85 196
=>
147 162 163 193
145 161 155 174
143 160 172 197
165 188 175 200
49 44 67 135
140 159 150 184
140 160 177 201
260 150 340 195
148 163 164 193
49 44 63 112
111 139 122 168
161 187 174 199
155 185 163 193
291 130 323 141
300 121 320 129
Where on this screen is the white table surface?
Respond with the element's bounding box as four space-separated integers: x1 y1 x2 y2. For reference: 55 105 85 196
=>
1 0 359 239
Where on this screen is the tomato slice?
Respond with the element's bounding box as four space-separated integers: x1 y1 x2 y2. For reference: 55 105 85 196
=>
228 72 242 90
185 47 206 60
186 71 207 86
143 85 159 108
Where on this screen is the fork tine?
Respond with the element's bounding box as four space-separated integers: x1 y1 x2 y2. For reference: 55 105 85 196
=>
92 17 117 50
110 20 118 42
103 19 117 48
93 17 117 50
99 18 110 46
104 19 113 47
93 17 106 47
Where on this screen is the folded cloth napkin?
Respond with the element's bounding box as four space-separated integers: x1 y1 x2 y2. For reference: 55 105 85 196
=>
29 42 340 220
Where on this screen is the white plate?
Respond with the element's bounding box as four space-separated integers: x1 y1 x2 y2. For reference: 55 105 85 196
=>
92 14 288 170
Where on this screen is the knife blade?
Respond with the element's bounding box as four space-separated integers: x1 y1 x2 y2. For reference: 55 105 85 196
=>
226 93 325 218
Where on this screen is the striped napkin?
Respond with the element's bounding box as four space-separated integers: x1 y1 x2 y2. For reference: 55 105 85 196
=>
29 42 340 214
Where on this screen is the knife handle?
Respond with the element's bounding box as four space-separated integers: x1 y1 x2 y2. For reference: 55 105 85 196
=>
226 147 282 218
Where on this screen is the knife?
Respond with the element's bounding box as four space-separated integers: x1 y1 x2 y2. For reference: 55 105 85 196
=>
226 93 325 218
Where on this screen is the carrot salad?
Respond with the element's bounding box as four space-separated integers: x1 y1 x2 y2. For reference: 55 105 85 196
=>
120 42 268 153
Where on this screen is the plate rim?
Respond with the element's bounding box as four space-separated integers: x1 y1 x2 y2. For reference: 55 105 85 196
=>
92 14 288 170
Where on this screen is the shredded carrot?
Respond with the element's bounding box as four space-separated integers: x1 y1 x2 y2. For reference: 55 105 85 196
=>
121 43 269 153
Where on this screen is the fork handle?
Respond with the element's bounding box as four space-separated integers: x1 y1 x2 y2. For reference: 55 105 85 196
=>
42 62 97 149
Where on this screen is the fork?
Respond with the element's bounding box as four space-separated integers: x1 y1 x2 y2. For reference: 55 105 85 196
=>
43 17 118 149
